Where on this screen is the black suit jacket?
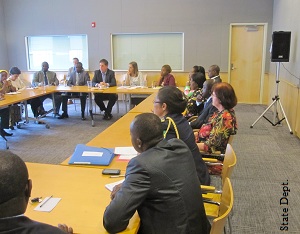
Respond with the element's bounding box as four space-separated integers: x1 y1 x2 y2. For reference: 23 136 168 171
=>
0 216 65 234
190 98 217 129
92 69 116 87
103 139 210 234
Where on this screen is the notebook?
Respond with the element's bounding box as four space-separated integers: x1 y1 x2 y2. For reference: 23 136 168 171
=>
68 144 114 165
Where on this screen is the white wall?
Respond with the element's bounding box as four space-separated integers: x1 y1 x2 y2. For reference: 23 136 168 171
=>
272 0 300 86
1 0 273 72
0 0 8 69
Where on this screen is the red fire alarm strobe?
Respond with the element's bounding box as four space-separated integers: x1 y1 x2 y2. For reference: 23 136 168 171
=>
91 22 96 28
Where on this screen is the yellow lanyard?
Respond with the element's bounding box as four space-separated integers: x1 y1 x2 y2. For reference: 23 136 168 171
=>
163 117 180 139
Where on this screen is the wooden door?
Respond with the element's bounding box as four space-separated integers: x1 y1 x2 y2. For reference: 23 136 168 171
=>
229 25 264 103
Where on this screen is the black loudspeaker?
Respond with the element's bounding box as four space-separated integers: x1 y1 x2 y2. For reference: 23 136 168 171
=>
271 31 291 62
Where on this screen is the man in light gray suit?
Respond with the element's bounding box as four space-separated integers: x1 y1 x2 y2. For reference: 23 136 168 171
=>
104 113 210 234
57 62 90 120
32 61 61 116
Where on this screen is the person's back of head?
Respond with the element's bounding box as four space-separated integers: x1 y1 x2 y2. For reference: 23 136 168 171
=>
212 82 237 109
193 65 206 76
191 72 206 89
157 86 187 114
130 113 163 153
0 151 30 218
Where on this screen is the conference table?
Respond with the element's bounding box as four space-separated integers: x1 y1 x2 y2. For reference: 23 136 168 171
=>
25 162 139 234
53 85 158 126
0 85 159 129
60 112 140 170
7 85 164 233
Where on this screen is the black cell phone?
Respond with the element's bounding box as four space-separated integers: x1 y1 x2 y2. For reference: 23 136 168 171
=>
102 169 121 175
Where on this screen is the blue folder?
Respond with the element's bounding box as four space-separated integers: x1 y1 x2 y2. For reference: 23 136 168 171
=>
68 144 115 166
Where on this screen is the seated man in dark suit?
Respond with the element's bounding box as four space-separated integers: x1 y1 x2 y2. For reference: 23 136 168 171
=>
0 151 72 233
190 79 218 129
92 59 117 120
103 113 210 234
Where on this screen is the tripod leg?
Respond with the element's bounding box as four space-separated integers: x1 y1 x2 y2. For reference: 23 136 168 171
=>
250 99 277 128
278 99 293 134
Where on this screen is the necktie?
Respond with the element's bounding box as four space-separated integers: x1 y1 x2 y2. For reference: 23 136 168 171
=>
73 66 76 72
204 101 208 109
102 72 106 83
76 73 79 86
44 72 48 85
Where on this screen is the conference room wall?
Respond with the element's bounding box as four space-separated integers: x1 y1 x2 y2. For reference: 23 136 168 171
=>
272 0 300 87
0 0 8 69
268 0 300 138
0 0 273 73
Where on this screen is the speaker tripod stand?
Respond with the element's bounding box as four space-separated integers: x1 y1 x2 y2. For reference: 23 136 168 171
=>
250 62 293 134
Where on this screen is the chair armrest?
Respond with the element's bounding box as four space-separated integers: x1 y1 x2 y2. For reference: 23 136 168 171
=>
201 185 216 192
205 162 223 166
200 151 225 161
188 116 198 123
202 193 214 200
202 157 218 163
203 200 220 206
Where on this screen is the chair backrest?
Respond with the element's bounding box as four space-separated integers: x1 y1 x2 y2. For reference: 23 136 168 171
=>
221 144 237 184
227 134 234 145
210 177 234 234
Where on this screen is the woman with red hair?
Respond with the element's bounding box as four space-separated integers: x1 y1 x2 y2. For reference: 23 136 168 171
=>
196 82 238 154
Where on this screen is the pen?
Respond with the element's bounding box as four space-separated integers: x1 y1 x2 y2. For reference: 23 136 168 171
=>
110 175 125 178
39 195 53 208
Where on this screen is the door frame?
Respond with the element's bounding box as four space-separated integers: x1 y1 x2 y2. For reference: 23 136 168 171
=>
228 23 268 104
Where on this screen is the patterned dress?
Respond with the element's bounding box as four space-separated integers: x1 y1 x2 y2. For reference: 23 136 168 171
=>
198 109 237 154
185 88 204 118
0 80 15 93
197 109 237 175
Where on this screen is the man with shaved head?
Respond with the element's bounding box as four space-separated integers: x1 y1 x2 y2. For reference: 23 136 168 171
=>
103 113 210 234
0 151 72 233
208 64 222 83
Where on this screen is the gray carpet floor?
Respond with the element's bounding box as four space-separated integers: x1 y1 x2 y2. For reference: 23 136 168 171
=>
2 100 300 233
1 99 124 163
231 104 300 234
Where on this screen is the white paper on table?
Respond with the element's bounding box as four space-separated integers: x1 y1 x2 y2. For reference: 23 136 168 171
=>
105 179 125 192
119 154 137 160
114 147 137 155
34 197 61 212
117 86 130 89
82 151 103 157
6 92 21 95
